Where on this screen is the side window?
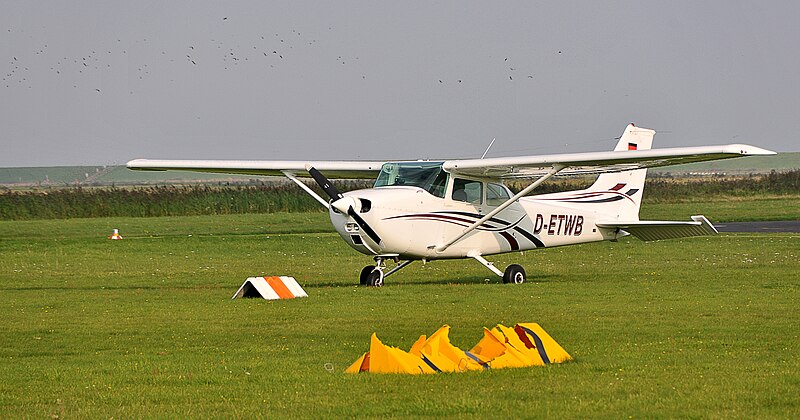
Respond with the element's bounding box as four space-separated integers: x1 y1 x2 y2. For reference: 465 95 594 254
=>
452 178 483 204
486 183 510 206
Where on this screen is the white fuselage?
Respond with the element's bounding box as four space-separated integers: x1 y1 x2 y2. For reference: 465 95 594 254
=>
330 186 616 260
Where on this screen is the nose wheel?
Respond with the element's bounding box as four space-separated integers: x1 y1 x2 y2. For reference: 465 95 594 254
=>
359 256 412 287
359 265 384 287
366 269 384 287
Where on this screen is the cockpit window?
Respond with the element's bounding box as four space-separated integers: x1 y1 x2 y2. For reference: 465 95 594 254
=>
374 161 448 198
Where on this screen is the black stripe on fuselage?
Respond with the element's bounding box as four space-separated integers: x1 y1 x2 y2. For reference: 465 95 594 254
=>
512 225 545 248
435 211 518 228
435 211 544 249
499 231 519 251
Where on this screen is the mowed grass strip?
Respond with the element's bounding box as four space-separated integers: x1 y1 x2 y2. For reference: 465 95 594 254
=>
0 211 798 417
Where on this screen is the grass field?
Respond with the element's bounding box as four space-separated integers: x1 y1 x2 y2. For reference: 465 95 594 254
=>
1 208 798 417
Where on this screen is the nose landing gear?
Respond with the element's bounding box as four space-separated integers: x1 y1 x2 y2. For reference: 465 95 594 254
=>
359 256 413 287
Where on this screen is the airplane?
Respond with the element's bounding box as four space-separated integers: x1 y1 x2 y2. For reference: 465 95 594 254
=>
127 124 775 287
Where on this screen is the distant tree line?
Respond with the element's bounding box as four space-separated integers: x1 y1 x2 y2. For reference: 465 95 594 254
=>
641 170 800 202
0 183 340 220
1 170 798 220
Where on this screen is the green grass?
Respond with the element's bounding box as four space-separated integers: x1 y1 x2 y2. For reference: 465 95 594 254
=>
1 210 798 417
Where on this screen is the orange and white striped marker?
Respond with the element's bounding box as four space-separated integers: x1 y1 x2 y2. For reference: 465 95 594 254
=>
231 276 308 300
109 229 123 240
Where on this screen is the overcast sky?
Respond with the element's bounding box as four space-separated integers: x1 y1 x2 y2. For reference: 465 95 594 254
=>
1 1 798 167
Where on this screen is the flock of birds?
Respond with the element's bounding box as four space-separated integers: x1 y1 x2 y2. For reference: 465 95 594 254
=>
438 56 538 84
4 19 548 93
3 26 322 92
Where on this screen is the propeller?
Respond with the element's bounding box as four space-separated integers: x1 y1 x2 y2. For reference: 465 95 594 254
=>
305 165 383 247
306 165 343 201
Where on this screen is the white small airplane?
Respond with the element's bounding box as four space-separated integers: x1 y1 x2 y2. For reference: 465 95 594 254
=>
128 124 775 286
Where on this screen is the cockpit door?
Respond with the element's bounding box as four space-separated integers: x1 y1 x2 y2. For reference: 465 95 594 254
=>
479 182 526 226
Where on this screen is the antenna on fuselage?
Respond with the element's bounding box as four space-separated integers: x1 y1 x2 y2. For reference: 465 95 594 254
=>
481 138 496 159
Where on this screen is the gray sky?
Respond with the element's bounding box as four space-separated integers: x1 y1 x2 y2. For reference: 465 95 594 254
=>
1 1 798 167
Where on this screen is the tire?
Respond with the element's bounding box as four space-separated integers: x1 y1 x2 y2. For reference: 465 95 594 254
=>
367 269 384 287
359 265 375 285
503 264 526 284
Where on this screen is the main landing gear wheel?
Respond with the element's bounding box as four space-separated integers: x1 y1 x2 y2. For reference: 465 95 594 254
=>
359 265 375 286
366 268 384 287
503 264 526 284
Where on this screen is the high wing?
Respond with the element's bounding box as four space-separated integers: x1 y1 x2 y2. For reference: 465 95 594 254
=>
126 159 384 179
444 144 776 179
128 143 775 180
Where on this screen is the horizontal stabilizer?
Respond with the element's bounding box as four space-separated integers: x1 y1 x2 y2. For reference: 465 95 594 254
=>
597 215 718 241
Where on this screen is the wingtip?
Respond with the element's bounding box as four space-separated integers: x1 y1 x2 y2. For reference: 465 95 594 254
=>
745 146 778 156
126 158 169 171
126 159 142 168
725 144 777 156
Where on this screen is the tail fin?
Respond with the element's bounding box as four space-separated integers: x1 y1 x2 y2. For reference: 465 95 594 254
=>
585 124 656 220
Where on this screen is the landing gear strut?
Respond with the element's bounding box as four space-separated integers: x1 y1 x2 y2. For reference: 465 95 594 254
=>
358 257 413 287
471 254 526 284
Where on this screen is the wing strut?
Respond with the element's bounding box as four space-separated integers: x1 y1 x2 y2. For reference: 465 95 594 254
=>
434 164 565 253
282 171 330 209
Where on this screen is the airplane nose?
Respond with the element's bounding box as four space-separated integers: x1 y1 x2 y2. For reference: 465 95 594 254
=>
331 196 357 214
331 196 383 247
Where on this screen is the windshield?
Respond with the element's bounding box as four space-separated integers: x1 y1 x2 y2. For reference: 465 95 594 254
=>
374 161 448 198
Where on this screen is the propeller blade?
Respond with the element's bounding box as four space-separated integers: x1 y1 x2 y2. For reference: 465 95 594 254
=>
306 165 343 201
348 206 383 246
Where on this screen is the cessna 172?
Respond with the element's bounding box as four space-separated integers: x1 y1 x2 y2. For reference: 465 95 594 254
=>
128 124 774 287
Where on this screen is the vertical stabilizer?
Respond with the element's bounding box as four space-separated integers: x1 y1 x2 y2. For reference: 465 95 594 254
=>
585 124 655 220
610 123 654 152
